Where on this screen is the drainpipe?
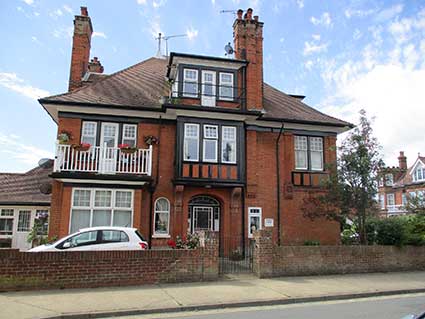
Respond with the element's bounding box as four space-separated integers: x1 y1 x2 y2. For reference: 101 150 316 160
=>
148 116 163 247
276 123 284 246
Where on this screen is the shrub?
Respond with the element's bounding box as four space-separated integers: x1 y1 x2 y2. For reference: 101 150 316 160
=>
404 214 425 246
374 217 406 246
341 228 359 245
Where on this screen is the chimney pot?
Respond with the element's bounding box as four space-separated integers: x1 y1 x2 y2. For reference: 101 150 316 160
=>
80 6 88 16
237 9 243 20
254 15 259 21
246 8 253 20
398 151 407 170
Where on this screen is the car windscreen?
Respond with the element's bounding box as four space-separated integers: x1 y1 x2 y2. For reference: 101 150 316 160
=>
135 230 146 241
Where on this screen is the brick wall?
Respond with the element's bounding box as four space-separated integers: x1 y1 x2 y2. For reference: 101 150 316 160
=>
0 233 218 291
253 229 425 278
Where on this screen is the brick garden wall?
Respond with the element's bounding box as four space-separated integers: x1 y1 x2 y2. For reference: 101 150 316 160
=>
254 230 425 278
0 234 218 291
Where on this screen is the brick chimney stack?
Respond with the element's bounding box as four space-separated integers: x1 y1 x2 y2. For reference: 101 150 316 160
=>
233 8 264 110
398 151 407 170
88 57 104 73
68 7 93 92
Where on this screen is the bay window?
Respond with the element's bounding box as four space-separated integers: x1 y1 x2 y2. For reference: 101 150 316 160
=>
219 72 234 100
184 123 200 161
222 126 237 163
203 125 218 162
294 136 324 171
183 69 198 97
154 197 170 236
70 189 133 233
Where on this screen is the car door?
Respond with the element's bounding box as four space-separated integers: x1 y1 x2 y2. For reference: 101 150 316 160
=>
99 230 131 250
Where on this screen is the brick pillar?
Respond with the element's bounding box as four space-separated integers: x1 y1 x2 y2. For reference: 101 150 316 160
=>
48 180 63 239
174 185 185 236
202 231 219 280
253 229 274 277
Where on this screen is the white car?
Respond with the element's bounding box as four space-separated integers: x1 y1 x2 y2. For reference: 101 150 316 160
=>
29 227 149 252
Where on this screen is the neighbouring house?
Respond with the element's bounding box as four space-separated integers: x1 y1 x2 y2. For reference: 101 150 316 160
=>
378 151 425 217
0 160 52 250
38 7 352 252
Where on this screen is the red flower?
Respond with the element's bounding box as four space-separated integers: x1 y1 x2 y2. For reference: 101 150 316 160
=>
167 239 176 248
80 143 91 148
118 143 131 149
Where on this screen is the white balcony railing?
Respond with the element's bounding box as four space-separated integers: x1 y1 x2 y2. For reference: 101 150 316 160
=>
386 205 407 214
53 143 152 175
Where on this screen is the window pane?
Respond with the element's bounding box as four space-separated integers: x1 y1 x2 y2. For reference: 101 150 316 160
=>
295 136 308 150
311 151 323 170
70 209 91 233
115 191 132 208
113 210 131 227
155 212 169 234
310 137 323 151
184 139 199 161
219 73 233 100
69 231 97 247
1 209 14 217
122 139 136 147
204 139 217 161
0 219 13 235
155 198 169 212
82 122 96 137
249 216 260 235
122 125 137 147
73 190 91 207
185 69 197 80
185 124 199 138
102 230 129 242
222 141 236 163
94 190 112 207
204 125 218 138
81 136 95 146
92 210 112 227
295 150 308 169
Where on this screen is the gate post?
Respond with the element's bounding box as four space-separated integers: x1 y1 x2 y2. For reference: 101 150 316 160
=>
253 229 274 278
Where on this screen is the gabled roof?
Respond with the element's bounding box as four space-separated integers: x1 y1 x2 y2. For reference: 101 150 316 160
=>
393 156 425 187
39 57 352 128
0 161 53 205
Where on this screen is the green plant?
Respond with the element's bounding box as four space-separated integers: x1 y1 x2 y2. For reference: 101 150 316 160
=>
27 211 49 247
303 240 320 246
174 233 200 249
365 217 407 246
404 214 425 246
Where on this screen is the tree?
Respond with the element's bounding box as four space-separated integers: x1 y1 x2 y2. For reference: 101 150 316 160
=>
404 194 425 216
302 109 384 244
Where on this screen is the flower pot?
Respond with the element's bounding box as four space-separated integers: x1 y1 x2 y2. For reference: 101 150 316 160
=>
72 144 90 152
120 148 137 154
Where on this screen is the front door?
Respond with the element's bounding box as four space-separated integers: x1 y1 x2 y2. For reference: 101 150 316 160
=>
201 71 216 107
100 123 119 174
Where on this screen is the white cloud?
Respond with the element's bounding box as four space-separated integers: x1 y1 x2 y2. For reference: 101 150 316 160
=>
93 31 107 39
49 9 63 19
137 0 147 4
152 0 166 8
52 27 73 39
374 4 403 22
62 5 73 14
353 29 362 40
186 27 198 40
305 60 314 70
22 0 34 5
303 41 328 56
0 133 53 169
296 0 304 9
344 8 375 19
147 15 162 38
311 12 332 27
0 72 50 100
312 34 321 41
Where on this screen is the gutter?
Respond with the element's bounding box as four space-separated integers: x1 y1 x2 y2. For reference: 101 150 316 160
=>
276 122 284 246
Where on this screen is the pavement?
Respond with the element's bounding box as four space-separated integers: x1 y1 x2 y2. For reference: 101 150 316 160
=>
1 271 425 319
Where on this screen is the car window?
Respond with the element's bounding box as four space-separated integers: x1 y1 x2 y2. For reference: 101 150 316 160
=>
101 230 129 243
59 230 98 249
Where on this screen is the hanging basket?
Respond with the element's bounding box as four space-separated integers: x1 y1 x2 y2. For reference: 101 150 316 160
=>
72 143 91 152
120 147 137 154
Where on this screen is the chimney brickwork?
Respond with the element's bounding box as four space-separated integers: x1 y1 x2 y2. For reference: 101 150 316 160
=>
68 7 93 92
88 57 104 73
398 151 407 170
233 8 264 110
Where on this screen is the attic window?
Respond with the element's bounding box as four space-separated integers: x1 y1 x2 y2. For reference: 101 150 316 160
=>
183 69 198 98
413 166 425 182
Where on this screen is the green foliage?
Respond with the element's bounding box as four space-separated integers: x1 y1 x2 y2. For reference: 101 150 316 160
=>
404 195 425 215
175 233 200 249
404 214 425 246
302 110 384 244
374 218 406 246
341 227 359 245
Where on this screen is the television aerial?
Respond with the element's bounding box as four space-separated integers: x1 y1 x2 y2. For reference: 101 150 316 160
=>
224 42 234 57
155 33 188 57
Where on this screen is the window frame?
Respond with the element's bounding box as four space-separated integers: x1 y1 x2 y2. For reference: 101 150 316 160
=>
386 193 395 207
202 125 218 163
70 188 134 234
81 121 97 146
221 126 237 164
153 197 171 237
248 207 262 238
17 210 31 232
182 68 199 98
0 209 14 236
183 123 200 162
294 135 324 171
121 124 137 147
379 194 385 210
219 72 234 101
385 174 394 186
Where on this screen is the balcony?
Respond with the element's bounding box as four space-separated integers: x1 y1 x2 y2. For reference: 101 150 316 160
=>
53 143 152 175
386 205 407 215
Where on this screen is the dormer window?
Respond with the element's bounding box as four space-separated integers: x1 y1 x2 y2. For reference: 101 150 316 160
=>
414 166 425 182
183 69 198 98
385 173 393 186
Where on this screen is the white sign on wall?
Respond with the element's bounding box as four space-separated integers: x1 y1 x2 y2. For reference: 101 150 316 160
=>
264 218 274 227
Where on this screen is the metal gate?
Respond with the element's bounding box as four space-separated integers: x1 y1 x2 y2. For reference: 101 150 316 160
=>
219 236 254 274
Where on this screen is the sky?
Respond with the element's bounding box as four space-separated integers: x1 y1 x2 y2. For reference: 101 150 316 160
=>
0 0 424 172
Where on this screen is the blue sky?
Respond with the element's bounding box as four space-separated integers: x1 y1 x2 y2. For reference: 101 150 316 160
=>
0 0 424 172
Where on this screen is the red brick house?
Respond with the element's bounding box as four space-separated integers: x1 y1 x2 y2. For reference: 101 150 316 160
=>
38 7 352 250
378 151 425 217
